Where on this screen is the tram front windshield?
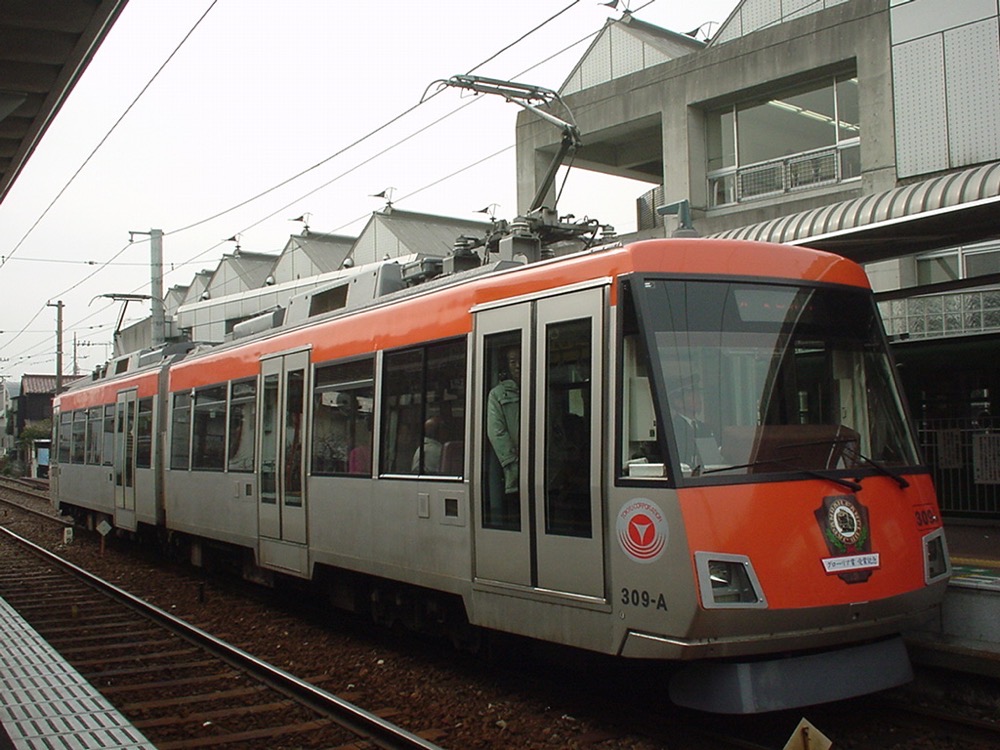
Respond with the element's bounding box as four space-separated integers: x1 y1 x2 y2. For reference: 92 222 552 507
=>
626 279 919 480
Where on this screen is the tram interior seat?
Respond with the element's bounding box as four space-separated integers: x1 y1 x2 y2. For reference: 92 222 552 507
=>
441 441 464 476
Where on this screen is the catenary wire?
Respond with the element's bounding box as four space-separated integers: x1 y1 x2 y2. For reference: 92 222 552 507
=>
4 0 637 370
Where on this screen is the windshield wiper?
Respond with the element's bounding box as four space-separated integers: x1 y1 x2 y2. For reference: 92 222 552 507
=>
702 457 863 492
841 446 909 488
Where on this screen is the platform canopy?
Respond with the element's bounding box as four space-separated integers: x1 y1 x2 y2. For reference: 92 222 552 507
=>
0 0 128 204
710 163 1000 265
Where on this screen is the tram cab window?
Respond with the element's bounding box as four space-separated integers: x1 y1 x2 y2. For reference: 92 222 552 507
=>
136 398 153 469
170 392 192 470
227 379 257 473
380 339 466 477
632 279 920 481
312 359 374 476
192 385 227 471
618 284 668 480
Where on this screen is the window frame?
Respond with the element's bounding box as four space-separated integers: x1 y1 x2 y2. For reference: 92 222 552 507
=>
379 337 467 479
311 356 375 477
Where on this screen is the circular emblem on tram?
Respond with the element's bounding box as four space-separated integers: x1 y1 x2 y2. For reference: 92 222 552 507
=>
617 499 667 564
827 496 861 545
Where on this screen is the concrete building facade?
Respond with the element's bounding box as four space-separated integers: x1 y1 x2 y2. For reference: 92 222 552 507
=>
514 0 1000 516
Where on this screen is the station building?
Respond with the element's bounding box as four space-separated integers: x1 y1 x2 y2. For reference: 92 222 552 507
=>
514 0 1000 518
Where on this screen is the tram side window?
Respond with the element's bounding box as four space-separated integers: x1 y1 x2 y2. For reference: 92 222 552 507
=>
102 405 115 466
136 398 153 469
312 358 374 476
170 392 192 470
58 413 71 464
71 411 86 464
227 379 256 472
380 338 466 477
192 384 227 471
86 407 103 465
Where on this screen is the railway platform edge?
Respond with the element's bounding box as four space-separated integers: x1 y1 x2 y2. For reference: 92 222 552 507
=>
905 522 1000 678
0 594 155 750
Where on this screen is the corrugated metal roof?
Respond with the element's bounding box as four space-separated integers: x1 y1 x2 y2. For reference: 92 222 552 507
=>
709 163 1000 259
295 234 355 273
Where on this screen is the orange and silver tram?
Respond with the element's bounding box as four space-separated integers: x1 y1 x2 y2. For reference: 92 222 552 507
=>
52 238 950 713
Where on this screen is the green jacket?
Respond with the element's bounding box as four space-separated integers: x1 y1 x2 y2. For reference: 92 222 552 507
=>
486 379 519 492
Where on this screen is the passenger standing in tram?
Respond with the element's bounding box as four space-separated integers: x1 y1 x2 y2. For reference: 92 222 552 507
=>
487 346 521 513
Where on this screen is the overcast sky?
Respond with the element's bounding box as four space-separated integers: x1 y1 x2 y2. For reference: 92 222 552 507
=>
0 0 738 383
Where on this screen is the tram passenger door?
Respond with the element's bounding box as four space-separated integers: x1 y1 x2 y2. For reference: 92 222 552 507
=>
257 351 309 574
113 390 138 531
474 287 605 599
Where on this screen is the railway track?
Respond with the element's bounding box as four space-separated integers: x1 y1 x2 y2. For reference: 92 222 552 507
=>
0 523 444 750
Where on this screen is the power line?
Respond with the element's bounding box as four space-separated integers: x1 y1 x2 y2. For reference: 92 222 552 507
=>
0 0 219 272
2 0 604 370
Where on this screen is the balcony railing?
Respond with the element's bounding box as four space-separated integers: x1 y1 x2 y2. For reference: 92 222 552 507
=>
708 141 860 208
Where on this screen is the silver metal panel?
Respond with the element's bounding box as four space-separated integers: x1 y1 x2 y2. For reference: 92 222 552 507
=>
581 32 611 90
945 18 1000 168
893 34 949 177
0 597 155 749
610 24 643 78
784 0 815 16
165 470 259 546
563 67 583 96
743 0 782 36
713 11 742 45
890 0 996 44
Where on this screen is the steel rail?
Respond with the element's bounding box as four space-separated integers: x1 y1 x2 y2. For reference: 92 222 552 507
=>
0 523 445 750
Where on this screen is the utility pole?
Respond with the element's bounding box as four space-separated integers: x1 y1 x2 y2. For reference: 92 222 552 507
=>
130 228 165 347
46 300 63 393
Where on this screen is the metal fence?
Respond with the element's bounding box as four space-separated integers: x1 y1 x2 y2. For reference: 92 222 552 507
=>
707 143 859 207
918 417 1000 517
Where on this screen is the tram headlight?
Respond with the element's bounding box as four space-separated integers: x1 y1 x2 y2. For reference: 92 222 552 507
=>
694 552 767 609
923 528 950 584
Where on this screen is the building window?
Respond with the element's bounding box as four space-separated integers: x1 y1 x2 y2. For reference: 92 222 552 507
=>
917 243 1000 286
880 241 1000 340
312 358 374 476
707 74 860 207
381 339 466 477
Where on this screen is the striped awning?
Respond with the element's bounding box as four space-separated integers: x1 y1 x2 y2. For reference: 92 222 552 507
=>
709 163 1000 263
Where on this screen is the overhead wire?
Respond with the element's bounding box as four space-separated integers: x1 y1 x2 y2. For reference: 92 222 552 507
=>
4 0 624 371
0 0 219 272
